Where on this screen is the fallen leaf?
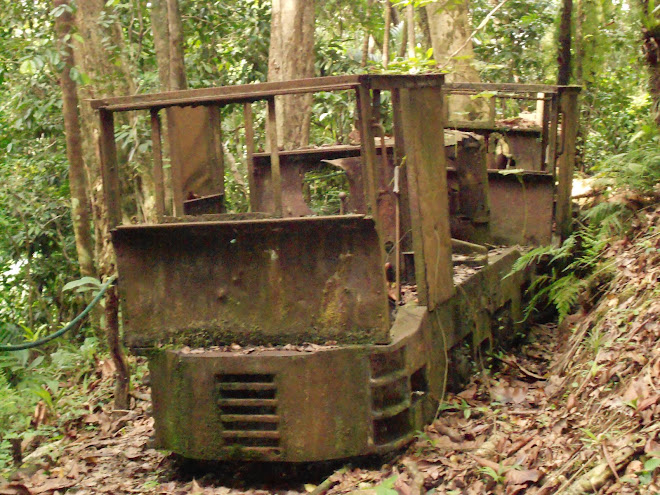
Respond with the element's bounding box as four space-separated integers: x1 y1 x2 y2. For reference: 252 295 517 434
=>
189 479 203 495
565 393 577 411
505 468 542 485
0 483 32 495
31 479 76 495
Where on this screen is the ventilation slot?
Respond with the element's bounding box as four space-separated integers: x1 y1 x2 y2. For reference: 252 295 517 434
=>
369 348 412 445
410 366 428 404
370 348 405 379
373 409 411 445
217 374 280 451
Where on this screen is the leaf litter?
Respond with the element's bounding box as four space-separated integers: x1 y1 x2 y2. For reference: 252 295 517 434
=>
2 206 660 494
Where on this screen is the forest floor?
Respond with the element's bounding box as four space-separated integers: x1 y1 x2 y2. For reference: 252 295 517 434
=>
1 206 659 495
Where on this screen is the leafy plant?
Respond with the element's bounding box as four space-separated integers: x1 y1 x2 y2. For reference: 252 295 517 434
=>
513 224 612 322
372 474 399 495
478 463 521 485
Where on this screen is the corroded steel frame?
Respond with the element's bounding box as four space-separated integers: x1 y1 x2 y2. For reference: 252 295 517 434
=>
90 76 579 463
443 83 581 243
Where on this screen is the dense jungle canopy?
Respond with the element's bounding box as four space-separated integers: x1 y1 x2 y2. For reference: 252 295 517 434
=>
1 0 660 493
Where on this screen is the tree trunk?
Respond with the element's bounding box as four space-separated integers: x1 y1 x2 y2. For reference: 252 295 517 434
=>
407 4 415 58
104 282 130 410
396 6 409 59
425 0 487 120
640 1 660 125
268 0 315 150
574 0 584 84
73 0 132 409
383 1 391 68
418 6 433 52
362 0 375 67
150 0 171 90
425 1 480 82
557 0 573 85
166 0 187 90
53 0 96 278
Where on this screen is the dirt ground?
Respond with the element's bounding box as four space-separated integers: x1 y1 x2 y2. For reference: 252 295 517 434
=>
2 208 660 495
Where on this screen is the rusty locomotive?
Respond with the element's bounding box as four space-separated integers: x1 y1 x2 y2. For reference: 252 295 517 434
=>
91 75 579 462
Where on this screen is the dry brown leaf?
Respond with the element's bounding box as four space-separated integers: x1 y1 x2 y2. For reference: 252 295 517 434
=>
623 375 653 402
189 480 203 494
472 455 500 471
0 483 32 495
30 479 76 495
505 469 543 485
491 384 528 404
565 393 577 411
98 359 116 380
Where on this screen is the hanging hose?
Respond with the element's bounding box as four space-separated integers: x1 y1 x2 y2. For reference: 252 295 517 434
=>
0 275 117 352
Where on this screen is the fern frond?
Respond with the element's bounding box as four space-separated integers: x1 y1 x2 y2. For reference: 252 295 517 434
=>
548 273 586 322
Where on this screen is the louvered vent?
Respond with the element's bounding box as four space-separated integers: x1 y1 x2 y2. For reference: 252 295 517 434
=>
216 374 280 450
369 350 412 445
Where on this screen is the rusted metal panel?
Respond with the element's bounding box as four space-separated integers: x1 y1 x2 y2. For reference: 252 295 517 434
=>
114 215 389 349
252 154 312 217
547 94 560 177
148 305 435 462
452 134 490 244
166 106 224 209
399 87 453 310
149 346 373 462
251 146 366 216
487 171 554 245
207 105 225 199
147 248 532 463
448 125 543 172
391 89 413 253
183 193 224 215
506 132 544 171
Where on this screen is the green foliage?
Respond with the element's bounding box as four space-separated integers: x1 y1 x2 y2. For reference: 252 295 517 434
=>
592 121 660 195
372 474 399 495
513 224 614 322
471 0 555 83
303 168 349 215
0 337 106 475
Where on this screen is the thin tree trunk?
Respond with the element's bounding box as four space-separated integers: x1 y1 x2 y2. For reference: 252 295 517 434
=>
393 6 408 59
54 0 96 278
383 0 392 68
557 0 573 85
166 0 187 90
640 1 660 125
425 1 481 82
362 0 374 67
268 0 315 150
151 0 171 90
425 0 487 119
418 6 432 52
574 0 584 84
104 283 130 410
407 4 415 58
74 0 132 409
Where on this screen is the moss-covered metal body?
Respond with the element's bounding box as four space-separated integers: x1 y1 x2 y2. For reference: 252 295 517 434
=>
91 76 579 462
